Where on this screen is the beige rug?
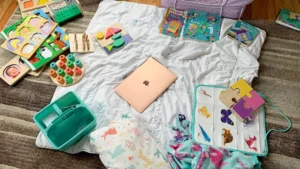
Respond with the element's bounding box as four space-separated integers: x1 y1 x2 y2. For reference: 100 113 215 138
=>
1 2 300 169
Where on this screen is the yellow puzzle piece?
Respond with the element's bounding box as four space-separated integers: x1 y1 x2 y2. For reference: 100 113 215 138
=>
198 106 211 118
231 79 253 98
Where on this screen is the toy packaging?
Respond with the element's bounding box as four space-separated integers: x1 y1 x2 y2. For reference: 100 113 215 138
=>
227 20 259 46
160 8 187 38
193 84 267 156
95 23 133 55
276 9 300 31
1 14 57 59
48 54 85 86
0 56 30 85
69 33 95 53
182 10 222 42
33 91 96 150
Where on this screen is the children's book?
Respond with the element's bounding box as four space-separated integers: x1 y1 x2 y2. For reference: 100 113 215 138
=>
182 10 222 42
226 20 259 46
160 8 187 38
276 9 300 31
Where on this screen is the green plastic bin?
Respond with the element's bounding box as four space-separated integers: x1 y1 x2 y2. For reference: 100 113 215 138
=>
33 92 96 151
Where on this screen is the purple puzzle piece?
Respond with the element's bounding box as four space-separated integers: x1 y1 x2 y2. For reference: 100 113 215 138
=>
232 98 254 121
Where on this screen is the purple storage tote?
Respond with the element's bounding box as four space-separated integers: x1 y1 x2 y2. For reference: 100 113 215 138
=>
161 0 253 19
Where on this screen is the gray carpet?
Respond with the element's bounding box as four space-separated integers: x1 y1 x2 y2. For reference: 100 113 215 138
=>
1 1 300 169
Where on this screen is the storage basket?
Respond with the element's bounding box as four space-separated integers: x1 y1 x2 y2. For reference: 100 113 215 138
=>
161 0 253 19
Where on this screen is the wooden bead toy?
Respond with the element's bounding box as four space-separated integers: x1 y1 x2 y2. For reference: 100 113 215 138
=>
59 55 67 63
49 53 85 87
49 69 57 78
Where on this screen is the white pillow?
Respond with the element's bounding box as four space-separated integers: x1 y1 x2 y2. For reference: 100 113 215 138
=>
90 116 171 169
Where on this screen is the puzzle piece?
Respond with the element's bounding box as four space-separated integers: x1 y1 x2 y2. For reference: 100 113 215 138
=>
231 79 253 98
167 20 180 34
232 98 254 121
105 28 114 39
243 90 264 110
219 88 241 108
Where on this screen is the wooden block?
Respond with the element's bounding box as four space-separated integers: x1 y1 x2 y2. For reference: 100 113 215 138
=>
0 56 30 85
69 33 95 53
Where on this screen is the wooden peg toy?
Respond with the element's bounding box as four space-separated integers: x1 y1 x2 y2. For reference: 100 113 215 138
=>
49 53 85 87
69 33 95 53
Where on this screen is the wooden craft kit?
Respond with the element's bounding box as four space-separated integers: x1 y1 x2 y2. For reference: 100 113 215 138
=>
1 14 57 59
48 54 85 87
95 23 133 55
69 33 94 53
219 79 265 122
0 56 30 85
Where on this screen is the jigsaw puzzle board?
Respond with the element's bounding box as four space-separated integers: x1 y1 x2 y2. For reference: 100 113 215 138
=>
1 14 57 59
18 0 57 17
192 84 267 156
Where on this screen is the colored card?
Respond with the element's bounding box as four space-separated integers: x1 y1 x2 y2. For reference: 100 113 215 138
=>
182 10 222 42
1 14 57 59
160 8 186 38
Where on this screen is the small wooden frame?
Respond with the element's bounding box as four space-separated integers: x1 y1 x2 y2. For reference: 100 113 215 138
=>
0 56 30 85
28 65 45 76
69 33 95 53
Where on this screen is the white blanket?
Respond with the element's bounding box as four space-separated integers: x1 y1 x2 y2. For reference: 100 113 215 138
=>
36 0 266 154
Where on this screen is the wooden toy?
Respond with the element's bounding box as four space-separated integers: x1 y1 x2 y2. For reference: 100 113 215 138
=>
69 33 95 53
22 26 70 70
219 79 265 122
28 65 46 76
17 0 55 17
48 0 84 24
0 56 30 85
49 54 85 87
95 23 133 55
1 14 57 59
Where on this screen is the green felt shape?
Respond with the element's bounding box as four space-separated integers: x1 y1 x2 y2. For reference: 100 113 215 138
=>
106 45 113 52
112 38 125 48
112 33 122 40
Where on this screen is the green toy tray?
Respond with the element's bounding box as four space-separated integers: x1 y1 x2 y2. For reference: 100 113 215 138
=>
53 4 82 24
33 91 96 151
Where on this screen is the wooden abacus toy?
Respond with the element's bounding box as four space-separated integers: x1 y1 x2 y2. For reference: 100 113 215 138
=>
69 33 95 53
48 54 85 86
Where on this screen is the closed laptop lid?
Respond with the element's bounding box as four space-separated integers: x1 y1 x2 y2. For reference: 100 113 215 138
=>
114 57 177 112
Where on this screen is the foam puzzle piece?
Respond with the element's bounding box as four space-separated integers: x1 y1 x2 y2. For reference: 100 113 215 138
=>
243 90 264 110
219 88 241 108
231 79 253 98
232 98 254 121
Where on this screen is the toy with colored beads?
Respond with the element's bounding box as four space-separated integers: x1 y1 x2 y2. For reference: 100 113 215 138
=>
48 54 85 86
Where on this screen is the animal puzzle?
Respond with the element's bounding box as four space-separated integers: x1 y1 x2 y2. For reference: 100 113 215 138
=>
193 84 266 155
1 14 57 59
0 56 30 85
95 23 133 55
69 33 94 53
49 53 85 86
23 26 70 70
219 79 265 122
160 8 186 37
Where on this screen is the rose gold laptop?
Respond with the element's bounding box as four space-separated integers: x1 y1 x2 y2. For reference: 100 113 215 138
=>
114 57 177 113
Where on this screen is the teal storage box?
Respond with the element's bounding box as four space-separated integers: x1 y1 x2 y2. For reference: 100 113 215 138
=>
33 92 96 151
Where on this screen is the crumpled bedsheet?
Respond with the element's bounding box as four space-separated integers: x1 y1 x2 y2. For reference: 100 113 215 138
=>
36 0 266 154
